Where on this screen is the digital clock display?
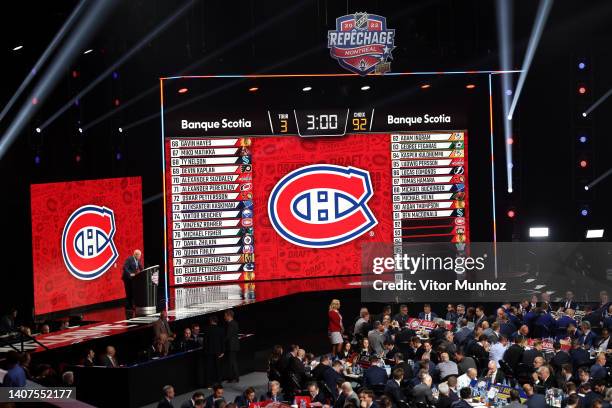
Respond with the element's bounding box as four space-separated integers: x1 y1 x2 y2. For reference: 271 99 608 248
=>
294 109 349 136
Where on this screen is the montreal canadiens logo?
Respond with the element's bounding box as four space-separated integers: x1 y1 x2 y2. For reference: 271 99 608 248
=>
327 12 395 75
61 205 118 280
268 165 377 248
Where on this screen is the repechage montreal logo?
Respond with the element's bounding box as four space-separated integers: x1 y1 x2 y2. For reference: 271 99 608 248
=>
62 205 118 280
268 164 377 248
327 12 396 75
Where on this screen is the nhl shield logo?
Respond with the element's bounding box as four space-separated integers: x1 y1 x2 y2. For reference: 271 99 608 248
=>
62 205 118 280
268 164 378 248
327 12 396 76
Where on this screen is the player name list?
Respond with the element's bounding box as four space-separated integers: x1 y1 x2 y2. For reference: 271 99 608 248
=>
166 137 254 285
391 132 468 247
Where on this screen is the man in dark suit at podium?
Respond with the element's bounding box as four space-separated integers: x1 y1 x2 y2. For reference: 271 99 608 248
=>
122 249 143 311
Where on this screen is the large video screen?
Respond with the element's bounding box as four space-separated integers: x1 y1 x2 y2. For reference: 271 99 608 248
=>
162 75 490 286
165 132 468 285
31 177 143 315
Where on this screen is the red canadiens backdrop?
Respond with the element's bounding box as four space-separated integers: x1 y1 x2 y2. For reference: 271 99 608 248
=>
31 177 143 315
252 134 393 280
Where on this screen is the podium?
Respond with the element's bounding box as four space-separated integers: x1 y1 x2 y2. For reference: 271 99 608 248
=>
133 265 158 316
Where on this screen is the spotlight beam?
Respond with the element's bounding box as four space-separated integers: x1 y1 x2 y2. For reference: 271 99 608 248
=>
585 167 612 191
0 0 119 161
495 0 514 193
39 0 197 131
583 87 612 117
0 0 87 124
82 0 311 132
507 0 553 120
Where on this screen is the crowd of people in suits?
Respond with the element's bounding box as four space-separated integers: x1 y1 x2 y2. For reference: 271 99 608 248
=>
249 294 612 408
155 293 611 408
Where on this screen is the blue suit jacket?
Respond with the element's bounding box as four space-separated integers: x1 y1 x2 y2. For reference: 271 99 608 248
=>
418 312 438 320
363 365 388 387
526 394 547 408
578 331 596 348
590 363 607 380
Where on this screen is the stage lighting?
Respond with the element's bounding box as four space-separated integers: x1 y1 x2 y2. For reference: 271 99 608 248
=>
83 49 93 55
585 229 604 239
115 152 122 160
34 155 41 165
579 160 588 168
31 97 38 105
118 127 123 133
507 187 513 193
35 127 41 133
529 227 549 238
78 127 83 133
75 154 81 162
361 85 371 91
579 135 588 143
71 70 79 78
584 185 589 191
114 98 120 106
582 112 587 117
248 87 258 92
466 84 476 89
578 86 587 95
505 89 513 96
420 84 431 89
507 137 514 145
12 45 24 51
178 88 188 94
507 209 516 218
580 208 589 217
112 71 119 80
578 61 586 70
302 86 312 92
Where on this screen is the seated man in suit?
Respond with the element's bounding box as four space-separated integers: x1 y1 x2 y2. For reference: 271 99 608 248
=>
522 383 546 408
505 389 526 408
234 387 257 408
436 382 454 408
533 365 557 393
306 382 327 405
385 367 407 406
411 371 435 405
205 384 226 408
590 353 608 381
419 304 438 321
483 360 505 384
157 385 175 408
578 321 597 349
101 345 119 367
335 382 359 408
182 391 206 408
569 340 591 369
363 355 388 387
260 380 284 403
359 389 380 408
175 327 199 352
451 387 473 408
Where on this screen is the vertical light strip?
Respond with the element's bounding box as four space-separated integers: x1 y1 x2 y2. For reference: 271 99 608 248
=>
160 78 169 310
489 74 498 279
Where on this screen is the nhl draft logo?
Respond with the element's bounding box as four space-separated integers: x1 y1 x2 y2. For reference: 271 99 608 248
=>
327 12 395 75
268 164 377 248
62 205 118 280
